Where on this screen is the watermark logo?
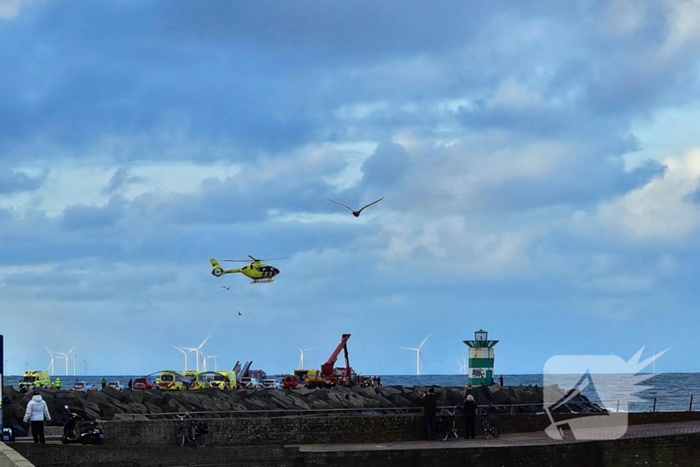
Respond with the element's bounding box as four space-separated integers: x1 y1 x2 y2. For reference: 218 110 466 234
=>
543 347 667 440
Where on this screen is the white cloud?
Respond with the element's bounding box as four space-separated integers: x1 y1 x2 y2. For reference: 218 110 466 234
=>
0 0 34 19
492 78 543 110
661 0 700 55
597 148 700 242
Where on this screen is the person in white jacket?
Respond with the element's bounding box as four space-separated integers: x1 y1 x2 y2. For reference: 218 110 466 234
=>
23 390 51 443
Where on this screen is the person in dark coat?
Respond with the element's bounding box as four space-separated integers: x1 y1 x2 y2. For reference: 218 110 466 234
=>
127 378 133 390
462 394 478 439
421 388 438 440
101 378 107 389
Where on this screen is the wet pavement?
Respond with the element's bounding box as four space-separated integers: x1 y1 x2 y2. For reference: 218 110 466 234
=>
296 420 700 452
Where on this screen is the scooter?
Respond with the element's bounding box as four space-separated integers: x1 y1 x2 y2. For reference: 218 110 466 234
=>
61 405 105 445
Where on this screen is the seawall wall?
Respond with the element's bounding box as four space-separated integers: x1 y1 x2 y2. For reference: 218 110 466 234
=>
6 411 700 467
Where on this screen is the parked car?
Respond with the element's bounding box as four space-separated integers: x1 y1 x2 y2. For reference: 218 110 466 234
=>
282 375 303 389
132 376 157 390
262 378 282 389
107 380 125 391
239 377 263 388
72 381 96 392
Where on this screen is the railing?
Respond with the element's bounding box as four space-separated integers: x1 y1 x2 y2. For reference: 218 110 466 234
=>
132 393 698 420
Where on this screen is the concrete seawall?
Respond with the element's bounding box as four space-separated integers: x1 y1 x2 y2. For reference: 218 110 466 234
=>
3 412 700 467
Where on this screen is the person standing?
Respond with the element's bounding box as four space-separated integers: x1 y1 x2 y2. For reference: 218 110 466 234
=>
101 378 107 389
462 394 478 439
23 390 51 443
127 378 133 390
499 375 504 387
421 388 438 440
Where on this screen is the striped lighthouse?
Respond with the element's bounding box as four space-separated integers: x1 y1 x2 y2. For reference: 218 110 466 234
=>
463 329 499 386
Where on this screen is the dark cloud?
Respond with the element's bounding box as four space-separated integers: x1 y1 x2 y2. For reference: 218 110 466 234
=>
102 168 145 195
61 197 126 231
480 157 667 210
360 142 410 189
0 167 47 194
1 0 698 166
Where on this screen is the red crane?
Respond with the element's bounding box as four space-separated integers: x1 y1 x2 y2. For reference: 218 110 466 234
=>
320 333 356 387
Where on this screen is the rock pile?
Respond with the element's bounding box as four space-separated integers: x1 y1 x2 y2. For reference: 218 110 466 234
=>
2 383 603 436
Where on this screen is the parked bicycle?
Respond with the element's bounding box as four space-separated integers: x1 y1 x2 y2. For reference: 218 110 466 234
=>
175 413 208 447
437 407 459 441
479 407 500 439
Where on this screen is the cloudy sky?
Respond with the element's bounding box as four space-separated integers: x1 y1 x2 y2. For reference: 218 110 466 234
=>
2 0 700 378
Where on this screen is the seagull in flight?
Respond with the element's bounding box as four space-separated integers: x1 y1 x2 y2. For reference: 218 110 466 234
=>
220 286 232 291
329 197 384 217
237 311 242 316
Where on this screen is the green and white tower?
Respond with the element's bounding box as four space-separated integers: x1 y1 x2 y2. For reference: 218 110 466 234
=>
463 329 499 386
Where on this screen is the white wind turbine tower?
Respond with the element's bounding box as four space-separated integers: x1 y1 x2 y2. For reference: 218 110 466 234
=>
56 347 75 376
205 354 218 372
199 351 210 372
400 335 430 375
457 357 467 375
80 358 91 376
173 346 191 373
45 348 55 376
298 348 313 370
182 337 209 372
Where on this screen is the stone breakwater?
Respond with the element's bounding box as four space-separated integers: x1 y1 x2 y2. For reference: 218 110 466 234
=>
2 383 602 434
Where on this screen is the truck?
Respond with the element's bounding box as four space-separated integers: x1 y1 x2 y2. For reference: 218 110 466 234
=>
18 370 51 392
303 334 357 388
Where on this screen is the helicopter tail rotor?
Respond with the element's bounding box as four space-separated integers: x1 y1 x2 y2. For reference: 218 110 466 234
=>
210 259 225 277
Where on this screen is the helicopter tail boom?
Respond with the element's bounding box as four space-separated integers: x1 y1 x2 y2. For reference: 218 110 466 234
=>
210 258 241 277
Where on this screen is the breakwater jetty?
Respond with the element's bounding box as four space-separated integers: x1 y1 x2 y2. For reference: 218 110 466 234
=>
2 383 602 432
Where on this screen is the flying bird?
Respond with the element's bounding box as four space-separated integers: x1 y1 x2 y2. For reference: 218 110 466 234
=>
238 311 242 316
329 197 384 217
220 286 232 290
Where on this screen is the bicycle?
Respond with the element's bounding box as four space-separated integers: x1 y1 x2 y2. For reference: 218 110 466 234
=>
479 407 500 439
437 407 459 441
175 413 208 447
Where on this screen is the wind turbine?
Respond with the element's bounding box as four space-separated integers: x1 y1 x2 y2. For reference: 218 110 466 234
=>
173 346 191 373
182 337 209 372
400 335 430 375
455 355 468 375
80 358 90 376
205 354 218 372
298 348 313 370
56 347 75 375
45 348 55 375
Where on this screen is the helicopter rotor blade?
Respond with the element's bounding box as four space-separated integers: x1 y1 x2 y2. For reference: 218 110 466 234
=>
223 256 289 263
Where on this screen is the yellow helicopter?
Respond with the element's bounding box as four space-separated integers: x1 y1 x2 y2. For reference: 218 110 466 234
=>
209 255 284 284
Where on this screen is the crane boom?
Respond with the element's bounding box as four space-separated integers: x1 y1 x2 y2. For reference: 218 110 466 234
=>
321 333 351 376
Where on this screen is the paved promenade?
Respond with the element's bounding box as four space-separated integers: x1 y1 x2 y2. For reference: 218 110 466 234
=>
0 443 32 467
1 420 699 466
297 420 700 453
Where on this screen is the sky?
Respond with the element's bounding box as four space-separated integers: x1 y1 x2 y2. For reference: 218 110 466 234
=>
1 0 700 378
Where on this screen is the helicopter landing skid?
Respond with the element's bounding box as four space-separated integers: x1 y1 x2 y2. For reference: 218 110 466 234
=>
251 278 275 284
